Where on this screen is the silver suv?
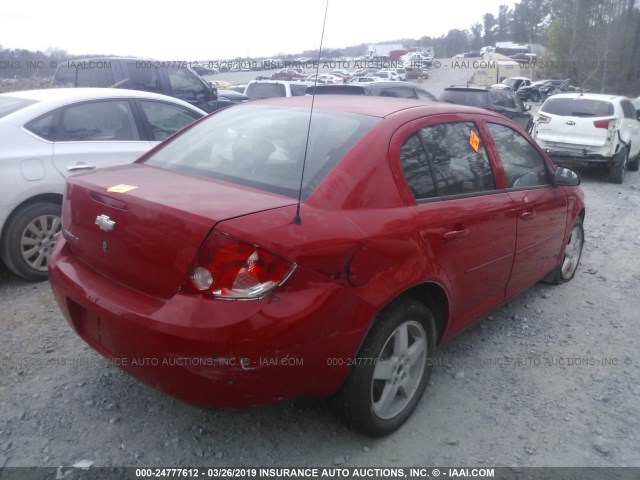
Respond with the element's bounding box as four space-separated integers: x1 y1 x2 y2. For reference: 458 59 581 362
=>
533 93 640 183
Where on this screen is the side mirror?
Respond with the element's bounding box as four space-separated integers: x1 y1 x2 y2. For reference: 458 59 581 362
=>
553 166 580 186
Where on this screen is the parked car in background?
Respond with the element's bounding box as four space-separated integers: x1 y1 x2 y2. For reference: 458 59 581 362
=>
380 67 407 81
0 88 205 280
532 93 640 183
368 71 400 81
305 73 344 84
53 57 222 112
439 86 533 132
244 80 310 100
493 76 531 91
330 70 351 81
271 68 307 81
306 81 436 101
49 95 584 438
517 79 566 102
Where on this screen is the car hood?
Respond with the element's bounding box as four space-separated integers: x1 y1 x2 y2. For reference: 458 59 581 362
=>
61 164 296 298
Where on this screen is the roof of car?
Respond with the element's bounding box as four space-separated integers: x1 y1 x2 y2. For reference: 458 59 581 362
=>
250 94 497 119
1 87 195 104
545 92 625 102
0 88 206 121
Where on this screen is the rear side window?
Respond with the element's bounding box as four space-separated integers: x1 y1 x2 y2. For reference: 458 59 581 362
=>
138 101 202 141
541 98 614 117
621 100 637 119
77 64 115 87
53 65 76 86
487 123 550 188
400 122 495 199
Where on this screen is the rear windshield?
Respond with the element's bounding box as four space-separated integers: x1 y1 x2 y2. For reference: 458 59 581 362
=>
144 105 379 198
439 90 489 106
0 97 38 118
541 98 615 117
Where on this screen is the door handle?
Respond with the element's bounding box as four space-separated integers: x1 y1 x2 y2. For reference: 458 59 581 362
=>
442 228 470 242
67 163 96 172
520 209 536 220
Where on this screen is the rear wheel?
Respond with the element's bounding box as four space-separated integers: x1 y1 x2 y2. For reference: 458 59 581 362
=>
331 299 436 437
0 202 61 281
544 217 584 284
530 91 541 102
609 148 628 184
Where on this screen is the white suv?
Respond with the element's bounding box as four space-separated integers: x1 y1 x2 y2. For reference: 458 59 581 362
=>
532 93 640 183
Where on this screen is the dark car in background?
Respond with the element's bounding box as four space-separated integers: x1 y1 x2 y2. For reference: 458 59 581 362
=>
53 57 223 112
439 86 533 132
306 81 436 101
517 79 566 103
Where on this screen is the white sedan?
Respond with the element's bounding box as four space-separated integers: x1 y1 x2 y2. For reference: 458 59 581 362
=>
305 73 344 84
0 88 205 280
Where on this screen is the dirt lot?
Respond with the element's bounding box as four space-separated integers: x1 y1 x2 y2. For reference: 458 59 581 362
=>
1 165 639 471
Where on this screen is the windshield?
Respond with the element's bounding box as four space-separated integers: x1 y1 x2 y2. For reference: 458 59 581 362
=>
541 98 614 117
144 104 379 198
501 78 518 88
0 97 38 118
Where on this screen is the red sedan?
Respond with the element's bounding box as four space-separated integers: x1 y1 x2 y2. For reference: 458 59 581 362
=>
49 96 585 437
270 68 307 81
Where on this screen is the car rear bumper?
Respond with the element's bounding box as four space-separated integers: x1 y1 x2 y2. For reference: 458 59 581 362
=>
49 238 375 408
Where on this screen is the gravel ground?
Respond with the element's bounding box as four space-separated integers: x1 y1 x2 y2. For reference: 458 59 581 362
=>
1 77 639 471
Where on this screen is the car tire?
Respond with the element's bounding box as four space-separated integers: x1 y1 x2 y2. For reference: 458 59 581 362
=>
608 148 628 184
543 217 584 285
531 91 541 102
330 299 436 437
0 202 62 281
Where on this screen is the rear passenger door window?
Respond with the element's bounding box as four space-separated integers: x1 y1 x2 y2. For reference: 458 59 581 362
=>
380 87 416 99
402 121 495 197
486 123 550 188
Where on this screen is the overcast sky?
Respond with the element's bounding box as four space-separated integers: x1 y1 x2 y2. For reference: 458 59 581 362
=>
1 0 515 59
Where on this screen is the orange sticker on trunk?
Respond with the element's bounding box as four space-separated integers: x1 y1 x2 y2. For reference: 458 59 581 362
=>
469 130 480 152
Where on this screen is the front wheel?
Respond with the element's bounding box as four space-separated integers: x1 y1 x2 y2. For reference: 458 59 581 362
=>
330 300 436 437
0 202 62 281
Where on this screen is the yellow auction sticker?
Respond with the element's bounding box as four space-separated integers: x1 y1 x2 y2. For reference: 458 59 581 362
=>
469 130 480 152
107 184 138 193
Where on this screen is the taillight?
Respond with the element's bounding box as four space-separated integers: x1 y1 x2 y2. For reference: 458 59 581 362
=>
182 232 295 300
593 119 612 129
537 113 551 124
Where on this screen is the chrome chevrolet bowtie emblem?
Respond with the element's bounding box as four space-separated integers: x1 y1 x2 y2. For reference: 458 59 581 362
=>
95 214 116 232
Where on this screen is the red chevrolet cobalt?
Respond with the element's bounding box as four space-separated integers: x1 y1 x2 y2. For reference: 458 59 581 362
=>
49 96 585 436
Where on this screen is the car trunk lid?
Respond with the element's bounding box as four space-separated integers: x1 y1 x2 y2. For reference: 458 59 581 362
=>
62 164 296 298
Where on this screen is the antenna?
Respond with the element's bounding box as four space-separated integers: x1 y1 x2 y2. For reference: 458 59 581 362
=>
293 0 329 225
